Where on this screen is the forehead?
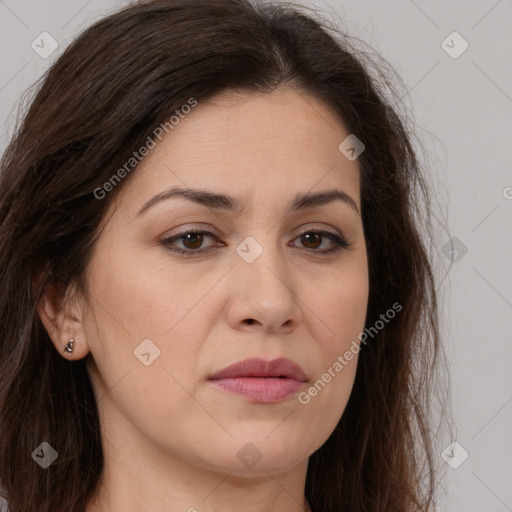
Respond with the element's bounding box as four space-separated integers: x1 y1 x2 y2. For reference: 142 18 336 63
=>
164 87 351 164
110 87 361 217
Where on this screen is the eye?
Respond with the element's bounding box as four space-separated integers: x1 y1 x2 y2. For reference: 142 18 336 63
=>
161 228 350 257
161 229 223 255
291 230 350 255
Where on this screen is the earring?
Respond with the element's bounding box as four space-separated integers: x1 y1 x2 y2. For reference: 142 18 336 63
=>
64 338 75 354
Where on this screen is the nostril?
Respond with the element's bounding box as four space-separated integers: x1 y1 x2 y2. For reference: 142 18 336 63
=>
245 318 255 325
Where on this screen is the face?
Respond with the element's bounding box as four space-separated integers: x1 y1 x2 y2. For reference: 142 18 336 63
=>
68 87 369 475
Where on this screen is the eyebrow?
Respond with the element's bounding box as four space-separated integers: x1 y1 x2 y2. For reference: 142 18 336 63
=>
136 186 360 217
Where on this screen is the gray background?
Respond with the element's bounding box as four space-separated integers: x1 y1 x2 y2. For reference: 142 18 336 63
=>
0 1 511 511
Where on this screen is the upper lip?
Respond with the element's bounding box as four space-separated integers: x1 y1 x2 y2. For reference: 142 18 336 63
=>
209 357 307 382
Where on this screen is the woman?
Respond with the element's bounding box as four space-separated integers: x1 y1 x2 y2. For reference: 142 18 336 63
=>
0 0 450 510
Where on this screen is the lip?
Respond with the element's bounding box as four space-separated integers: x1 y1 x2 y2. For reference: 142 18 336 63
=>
208 357 307 403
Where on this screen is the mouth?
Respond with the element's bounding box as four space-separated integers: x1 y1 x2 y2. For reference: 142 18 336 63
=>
208 357 307 403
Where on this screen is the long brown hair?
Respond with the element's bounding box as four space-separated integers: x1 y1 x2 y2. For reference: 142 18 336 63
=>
0 0 450 510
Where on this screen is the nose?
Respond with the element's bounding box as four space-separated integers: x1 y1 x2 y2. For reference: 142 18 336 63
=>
226 241 303 334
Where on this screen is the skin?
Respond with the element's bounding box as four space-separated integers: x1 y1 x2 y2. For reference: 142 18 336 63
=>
38 87 369 512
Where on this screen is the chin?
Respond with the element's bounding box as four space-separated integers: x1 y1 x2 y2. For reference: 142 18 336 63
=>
199 433 314 477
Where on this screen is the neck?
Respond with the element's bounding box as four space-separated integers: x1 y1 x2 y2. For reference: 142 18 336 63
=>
85 423 311 512
86 463 312 512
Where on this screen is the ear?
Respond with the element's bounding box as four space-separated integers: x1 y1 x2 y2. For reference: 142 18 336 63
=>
35 274 90 361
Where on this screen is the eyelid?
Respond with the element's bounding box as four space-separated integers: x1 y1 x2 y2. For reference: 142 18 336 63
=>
162 220 344 240
295 224 342 237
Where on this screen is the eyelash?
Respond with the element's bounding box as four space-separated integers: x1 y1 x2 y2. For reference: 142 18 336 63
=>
161 229 350 257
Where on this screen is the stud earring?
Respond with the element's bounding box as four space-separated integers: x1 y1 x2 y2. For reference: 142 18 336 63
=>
64 338 75 354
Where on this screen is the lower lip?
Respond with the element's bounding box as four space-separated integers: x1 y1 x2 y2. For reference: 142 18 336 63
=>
208 377 305 403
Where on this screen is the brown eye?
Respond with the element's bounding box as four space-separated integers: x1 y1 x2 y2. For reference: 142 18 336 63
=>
181 232 205 250
161 229 348 258
293 230 349 254
300 232 323 249
161 230 223 256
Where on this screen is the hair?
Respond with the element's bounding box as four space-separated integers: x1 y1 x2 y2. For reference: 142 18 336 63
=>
0 0 451 510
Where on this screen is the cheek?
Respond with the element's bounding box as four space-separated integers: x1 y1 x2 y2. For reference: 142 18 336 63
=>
297 275 367 435
85 244 211 338
82 253 217 439
312 265 369 351
82 247 224 392
303 262 368 412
